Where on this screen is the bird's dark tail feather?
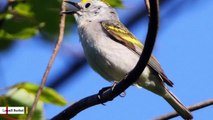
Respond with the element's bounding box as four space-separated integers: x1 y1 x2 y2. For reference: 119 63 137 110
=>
163 90 193 119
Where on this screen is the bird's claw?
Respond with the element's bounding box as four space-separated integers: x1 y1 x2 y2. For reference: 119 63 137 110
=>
98 86 111 105
97 82 127 105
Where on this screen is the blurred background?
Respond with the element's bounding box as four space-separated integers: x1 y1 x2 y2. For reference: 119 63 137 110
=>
1 0 213 119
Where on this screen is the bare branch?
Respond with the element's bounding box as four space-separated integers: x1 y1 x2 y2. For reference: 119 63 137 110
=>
154 99 213 120
51 0 159 119
26 1 67 120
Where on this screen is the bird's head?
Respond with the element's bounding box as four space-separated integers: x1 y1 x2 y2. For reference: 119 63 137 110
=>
63 0 119 24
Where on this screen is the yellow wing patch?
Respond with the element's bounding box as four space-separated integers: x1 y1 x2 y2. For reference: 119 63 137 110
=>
102 22 143 49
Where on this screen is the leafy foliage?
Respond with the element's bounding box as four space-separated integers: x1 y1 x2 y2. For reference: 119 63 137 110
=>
0 0 70 51
12 82 67 106
0 82 67 120
0 89 44 120
0 0 124 51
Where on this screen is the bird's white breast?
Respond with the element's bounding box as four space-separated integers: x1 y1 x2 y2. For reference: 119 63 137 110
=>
78 22 151 83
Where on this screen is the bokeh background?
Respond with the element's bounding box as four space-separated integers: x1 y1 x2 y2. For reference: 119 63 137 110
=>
1 0 213 119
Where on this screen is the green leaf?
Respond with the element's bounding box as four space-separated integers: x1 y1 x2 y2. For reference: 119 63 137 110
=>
13 3 34 17
13 82 67 106
13 28 38 39
1 10 39 40
0 30 14 40
0 0 75 51
0 88 44 120
0 82 67 120
0 13 13 20
0 28 38 40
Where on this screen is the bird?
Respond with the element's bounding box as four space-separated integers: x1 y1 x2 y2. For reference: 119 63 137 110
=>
63 0 193 119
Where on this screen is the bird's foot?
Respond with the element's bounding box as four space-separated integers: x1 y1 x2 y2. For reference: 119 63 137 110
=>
98 86 111 105
97 82 126 105
112 82 126 97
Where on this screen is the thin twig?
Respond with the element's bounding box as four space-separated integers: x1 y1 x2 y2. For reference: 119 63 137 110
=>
51 0 159 119
154 99 213 120
26 1 67 120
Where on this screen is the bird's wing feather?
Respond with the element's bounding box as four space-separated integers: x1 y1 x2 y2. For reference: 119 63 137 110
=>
101 20 173 87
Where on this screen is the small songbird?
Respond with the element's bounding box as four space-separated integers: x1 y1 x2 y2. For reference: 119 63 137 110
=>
63 0 193 119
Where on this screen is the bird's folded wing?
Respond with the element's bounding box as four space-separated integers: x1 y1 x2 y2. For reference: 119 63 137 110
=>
101 20 173 87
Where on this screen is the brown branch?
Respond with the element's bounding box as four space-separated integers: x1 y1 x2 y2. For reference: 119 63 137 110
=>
154 99 213 120
51 0 159 119
26 1 67 120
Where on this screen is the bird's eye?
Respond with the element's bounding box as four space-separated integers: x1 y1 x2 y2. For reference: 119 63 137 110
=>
85 3 91 8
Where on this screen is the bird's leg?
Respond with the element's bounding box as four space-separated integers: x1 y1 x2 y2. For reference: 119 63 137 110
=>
112 81 126 97
119 72 130 97
111 81 118 90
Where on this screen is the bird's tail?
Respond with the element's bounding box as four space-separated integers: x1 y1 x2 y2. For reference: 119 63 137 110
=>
163 90 193 119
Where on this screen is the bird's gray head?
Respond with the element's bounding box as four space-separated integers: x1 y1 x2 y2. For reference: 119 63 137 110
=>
64 0 119 25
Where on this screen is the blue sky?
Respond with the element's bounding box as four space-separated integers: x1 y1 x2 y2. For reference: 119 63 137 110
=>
1 0 213 119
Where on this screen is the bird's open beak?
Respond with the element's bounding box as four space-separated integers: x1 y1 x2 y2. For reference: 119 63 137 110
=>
63 1 81 14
